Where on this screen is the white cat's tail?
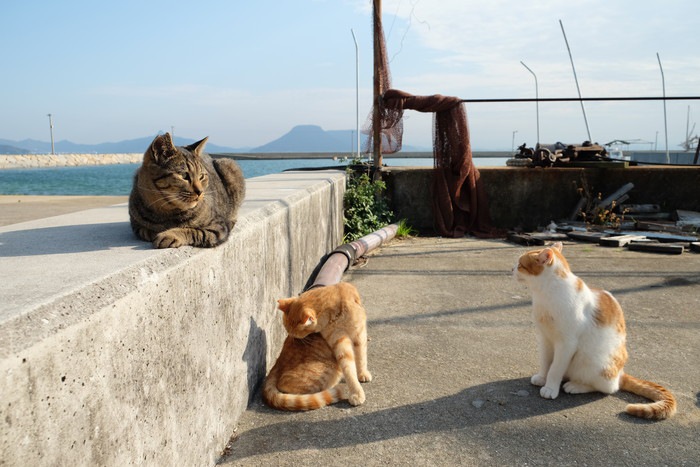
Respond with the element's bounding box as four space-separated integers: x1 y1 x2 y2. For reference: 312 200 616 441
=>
620 373 677 420
262 372 345 411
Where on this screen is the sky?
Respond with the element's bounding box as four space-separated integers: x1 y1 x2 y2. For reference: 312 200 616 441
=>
1 0 699 151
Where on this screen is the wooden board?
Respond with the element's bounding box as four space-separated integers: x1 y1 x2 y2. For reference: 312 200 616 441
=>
627 242 685 255
567 231 609 243
599 234 647 247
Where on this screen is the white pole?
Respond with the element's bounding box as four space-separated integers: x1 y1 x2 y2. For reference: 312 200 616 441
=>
351 28 360 160
47 113 55 155
657 53 670 163
520 61 540 146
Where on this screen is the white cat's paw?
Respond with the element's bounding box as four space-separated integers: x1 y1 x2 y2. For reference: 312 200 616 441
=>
563 381 593 394
358 370 372 383
530 374 546 387
540 385 559 399
348 389 366 406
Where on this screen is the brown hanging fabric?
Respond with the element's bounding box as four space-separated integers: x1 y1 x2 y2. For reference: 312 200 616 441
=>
380 89 499 238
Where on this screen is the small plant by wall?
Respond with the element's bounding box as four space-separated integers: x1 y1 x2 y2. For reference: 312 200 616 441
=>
342 159 394 242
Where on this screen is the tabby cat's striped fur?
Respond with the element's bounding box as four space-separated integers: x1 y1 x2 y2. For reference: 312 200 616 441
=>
129 133 245 248
514 242 676 420
263 282 372 411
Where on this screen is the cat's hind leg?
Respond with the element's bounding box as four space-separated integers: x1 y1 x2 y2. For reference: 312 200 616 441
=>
563 381 596 394
354 326 372 383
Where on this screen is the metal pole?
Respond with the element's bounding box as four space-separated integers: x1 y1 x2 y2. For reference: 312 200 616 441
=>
372 0 383 168
351 28 360 160
511 130 518 153
657 53 670 163
520 61 540 145
47 114 55 155
560 20 592 142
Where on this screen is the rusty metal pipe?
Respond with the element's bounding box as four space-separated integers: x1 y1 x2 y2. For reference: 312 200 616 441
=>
308 223 398 289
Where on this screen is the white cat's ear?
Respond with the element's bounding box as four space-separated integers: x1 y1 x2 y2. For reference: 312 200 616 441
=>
551 242 563 252
537 248 554 265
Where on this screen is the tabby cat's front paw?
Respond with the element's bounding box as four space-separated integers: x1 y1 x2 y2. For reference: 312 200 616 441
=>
358 370 372 383
348 389 366 406
540 385 560 399
153 231 186 249
530 374 546 387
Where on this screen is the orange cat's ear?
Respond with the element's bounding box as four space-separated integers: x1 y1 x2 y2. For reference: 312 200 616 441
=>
277 298 294 313
537 248 554 266
302 312 316 327
551 241 563 252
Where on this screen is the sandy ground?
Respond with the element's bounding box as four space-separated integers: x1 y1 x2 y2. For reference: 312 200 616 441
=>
0 195 129 227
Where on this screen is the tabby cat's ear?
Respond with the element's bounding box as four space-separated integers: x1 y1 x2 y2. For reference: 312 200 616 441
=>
277 298 294 313
146 133 178 164
186 137 209 157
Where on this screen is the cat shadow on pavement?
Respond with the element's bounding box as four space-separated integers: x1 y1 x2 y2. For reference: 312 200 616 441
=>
0 221 148 256
217 377 605 464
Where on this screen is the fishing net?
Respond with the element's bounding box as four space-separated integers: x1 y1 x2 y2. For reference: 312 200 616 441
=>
363 4 500 238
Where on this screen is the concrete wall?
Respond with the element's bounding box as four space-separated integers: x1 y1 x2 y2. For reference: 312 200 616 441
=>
0 170 345 466
386 166 700 232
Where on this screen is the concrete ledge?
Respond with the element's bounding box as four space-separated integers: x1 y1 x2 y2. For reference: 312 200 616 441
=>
0 170 345 465
386 166 700 232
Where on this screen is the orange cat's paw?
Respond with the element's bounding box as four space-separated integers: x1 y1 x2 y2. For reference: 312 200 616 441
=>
348 389 366 406
358 370 372 383
153 232 185 249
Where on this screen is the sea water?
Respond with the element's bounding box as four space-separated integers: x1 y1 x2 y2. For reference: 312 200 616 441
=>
0 157 507 196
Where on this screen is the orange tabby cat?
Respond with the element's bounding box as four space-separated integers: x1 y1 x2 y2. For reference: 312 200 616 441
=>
514 242 676 420
263 282 372 411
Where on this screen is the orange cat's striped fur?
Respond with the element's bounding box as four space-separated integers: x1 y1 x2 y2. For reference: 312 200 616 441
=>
263 282 372 411
514 242 676 420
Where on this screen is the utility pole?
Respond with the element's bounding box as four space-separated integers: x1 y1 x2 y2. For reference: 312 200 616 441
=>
47 113 55 155
372 0 383 169
171 126 175 142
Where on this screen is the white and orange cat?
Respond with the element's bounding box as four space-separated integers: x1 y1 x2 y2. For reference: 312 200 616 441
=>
514 242 676 420
263 282 372 411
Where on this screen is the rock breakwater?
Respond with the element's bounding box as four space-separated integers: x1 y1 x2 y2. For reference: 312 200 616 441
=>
0 153 142 169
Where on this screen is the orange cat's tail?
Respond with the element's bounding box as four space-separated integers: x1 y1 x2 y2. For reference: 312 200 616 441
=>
620 373 677 420
262 373 345 411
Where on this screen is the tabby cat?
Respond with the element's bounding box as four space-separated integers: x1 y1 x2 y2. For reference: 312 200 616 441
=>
514 242 676 420
129 132 245 248
263 282 372 411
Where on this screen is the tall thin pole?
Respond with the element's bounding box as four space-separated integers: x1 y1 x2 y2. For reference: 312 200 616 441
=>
657 53 670 163
351 28 360 160
559 20 591 142
47 113 55 155
372 0 383 168
520 61 540 145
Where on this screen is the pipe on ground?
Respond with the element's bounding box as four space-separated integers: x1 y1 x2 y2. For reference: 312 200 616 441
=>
307 224 398 289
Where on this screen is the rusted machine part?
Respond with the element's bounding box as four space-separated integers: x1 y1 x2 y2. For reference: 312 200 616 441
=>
307 223 399 290
562 142 609 161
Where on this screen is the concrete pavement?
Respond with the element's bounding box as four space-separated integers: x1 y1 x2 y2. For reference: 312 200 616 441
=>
220 236 700 466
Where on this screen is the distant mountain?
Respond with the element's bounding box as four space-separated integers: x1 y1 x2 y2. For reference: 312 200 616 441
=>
0 144 31 154
249 124 427 153
250 125 359 153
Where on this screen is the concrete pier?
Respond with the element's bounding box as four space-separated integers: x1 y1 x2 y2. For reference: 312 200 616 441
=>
0 170 345 466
